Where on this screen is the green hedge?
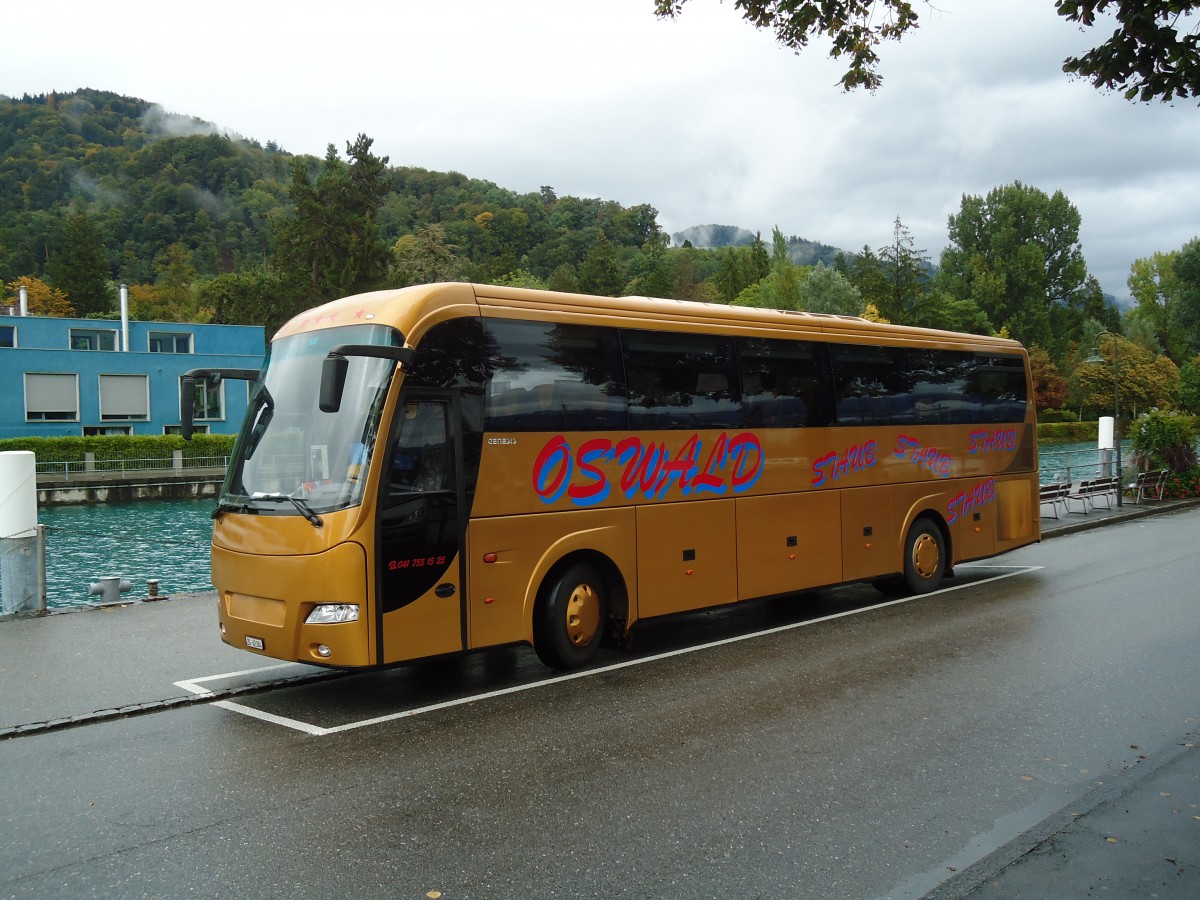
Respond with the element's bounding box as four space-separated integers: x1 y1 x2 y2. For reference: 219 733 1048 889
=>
1036 422 1099 444
0 433 235 462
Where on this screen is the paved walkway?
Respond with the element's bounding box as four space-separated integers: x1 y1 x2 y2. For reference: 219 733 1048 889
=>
2 496 1198 898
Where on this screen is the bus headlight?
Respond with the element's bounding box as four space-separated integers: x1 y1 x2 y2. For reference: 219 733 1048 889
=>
305 604 360 624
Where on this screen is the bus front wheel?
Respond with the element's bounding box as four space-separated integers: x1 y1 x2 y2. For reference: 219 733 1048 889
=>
903 518 946 594
534 562 607 670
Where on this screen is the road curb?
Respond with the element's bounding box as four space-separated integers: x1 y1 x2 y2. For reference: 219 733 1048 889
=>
0 668 346 741
1040 496 1200 539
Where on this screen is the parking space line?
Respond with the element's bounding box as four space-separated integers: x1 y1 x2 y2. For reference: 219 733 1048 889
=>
179 565 1042 737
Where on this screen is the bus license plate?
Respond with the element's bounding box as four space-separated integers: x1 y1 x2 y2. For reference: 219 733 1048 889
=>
246 636 265 650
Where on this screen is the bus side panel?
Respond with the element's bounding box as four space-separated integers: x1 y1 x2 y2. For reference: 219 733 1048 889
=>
995 474 1040 552
735 492 842 599
948 477 996 564
466 507 637 649
840 486 899 582
636 499 737 618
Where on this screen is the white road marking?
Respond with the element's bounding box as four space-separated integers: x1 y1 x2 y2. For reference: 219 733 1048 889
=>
177 565 1042 737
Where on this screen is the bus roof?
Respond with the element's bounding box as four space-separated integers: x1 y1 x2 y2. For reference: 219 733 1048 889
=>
274 282 1025 354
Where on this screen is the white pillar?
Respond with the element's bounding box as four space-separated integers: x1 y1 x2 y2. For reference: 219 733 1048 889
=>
119 284 130 352
0 451 44 614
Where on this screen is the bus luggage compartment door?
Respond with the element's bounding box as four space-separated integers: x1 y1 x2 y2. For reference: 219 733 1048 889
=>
736 491 842 600
635 499 737 618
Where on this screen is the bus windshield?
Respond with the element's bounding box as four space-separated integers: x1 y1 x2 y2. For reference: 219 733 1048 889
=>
221 324 400 515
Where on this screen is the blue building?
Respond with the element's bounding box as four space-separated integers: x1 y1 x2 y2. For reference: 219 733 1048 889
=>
0 312 265 439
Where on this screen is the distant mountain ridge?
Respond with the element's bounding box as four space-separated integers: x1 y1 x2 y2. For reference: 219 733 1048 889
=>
672 223 847 268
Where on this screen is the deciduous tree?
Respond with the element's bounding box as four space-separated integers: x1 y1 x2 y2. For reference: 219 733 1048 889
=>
4 276 74 316
937 182 1088 351
1029 346 1069 411
800 263 864 315
1069 334 1179 417
654 1 1200 102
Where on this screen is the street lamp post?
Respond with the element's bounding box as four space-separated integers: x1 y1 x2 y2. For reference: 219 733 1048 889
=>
1086 331 1122 507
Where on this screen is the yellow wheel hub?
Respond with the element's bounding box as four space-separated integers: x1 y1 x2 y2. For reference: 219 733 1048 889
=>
912 533 940 580
565 582 601 647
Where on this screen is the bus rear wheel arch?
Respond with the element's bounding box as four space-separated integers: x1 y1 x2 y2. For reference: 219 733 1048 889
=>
533 559 612 669
903 516 948 594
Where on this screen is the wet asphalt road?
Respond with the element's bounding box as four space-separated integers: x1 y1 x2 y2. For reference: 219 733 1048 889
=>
1 506 1198 899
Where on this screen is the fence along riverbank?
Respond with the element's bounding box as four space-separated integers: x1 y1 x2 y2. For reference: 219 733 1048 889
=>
33 448 228 506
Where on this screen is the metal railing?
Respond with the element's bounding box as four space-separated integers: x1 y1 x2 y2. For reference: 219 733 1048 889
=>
1039 445 1131 485
33 451 229 476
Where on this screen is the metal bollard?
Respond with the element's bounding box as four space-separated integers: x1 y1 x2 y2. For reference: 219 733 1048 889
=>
144 578 168 602
88 576 133 606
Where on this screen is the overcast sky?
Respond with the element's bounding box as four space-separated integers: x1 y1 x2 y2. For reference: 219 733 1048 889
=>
4 0 1198 305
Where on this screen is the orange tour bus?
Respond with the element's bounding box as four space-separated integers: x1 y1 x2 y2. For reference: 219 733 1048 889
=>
183 282 1039 671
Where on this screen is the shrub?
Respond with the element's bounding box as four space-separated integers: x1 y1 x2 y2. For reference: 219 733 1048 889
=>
1163 467 1200 499
0 434 235 465
1130 409 1199 473
1037 409 1079 424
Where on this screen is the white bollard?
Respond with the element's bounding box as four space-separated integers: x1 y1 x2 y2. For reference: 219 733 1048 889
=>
0 451 44 614
1098 416 1115 477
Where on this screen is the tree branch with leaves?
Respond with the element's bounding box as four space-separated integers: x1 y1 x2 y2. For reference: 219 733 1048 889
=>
656 0 1200 101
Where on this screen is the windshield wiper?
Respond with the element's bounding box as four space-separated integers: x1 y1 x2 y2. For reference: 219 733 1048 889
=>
250 492 324 528
212 499 255 519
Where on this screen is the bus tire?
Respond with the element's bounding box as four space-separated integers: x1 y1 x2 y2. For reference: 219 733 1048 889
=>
903 517 946 594
533 562 607 670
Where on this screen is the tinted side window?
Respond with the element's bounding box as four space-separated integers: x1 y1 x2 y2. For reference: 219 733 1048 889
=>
972 355 1028 423
484 319 626 431
406 317 489 394
736 337 833 427
830 344 913 426
624 330 740 429
907 348 978 423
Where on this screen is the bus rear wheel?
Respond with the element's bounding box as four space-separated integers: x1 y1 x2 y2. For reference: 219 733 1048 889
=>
534 562 607 669
903 517 946 594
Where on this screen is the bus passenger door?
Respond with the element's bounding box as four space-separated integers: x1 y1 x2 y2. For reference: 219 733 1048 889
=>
377 391 465 664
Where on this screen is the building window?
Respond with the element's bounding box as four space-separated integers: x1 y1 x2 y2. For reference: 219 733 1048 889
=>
70 328 118 351
98 374 150 421
83 426 132 436
149 331 193 353
25 373 79 421
0 324 15 348
183 376 224 421
164 424 209 435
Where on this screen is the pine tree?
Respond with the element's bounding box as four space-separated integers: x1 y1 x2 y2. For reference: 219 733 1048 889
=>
45 212 114 316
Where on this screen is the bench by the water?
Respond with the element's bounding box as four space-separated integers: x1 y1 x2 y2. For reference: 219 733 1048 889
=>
1039 483 1070 518
1125 469 1168 504
1040 478 1118 517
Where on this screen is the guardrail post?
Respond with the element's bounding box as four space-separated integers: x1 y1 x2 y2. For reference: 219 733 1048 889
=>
84 452 95 473
173 449 184 472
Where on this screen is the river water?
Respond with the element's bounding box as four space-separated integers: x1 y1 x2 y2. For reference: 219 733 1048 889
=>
0 438 1135 611
28 498 215 609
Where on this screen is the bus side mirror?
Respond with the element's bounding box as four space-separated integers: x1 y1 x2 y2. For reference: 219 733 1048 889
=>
180 375 197 441
320 354 349 413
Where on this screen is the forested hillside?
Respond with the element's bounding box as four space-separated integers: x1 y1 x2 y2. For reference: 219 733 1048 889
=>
4 88 1200 419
